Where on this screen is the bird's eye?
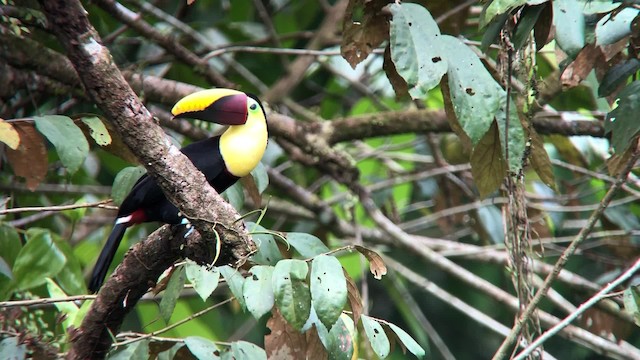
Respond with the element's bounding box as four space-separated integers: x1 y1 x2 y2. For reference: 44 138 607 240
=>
249 103 258 111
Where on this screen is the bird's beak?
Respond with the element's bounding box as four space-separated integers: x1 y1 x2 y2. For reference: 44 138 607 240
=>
171 89 248 125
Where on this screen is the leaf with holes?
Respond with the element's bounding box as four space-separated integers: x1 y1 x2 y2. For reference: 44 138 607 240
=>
272 259 311 330
34 115 89 174
470 121 507 198
80 116 111 146
159 265 186 323
388 3 447 99
219 266 246 309
185 260 220 301
243 265 275 320
310 255 347 330
441 35 503 145
316 315 354 360
605 81 640 153
286 233 330 258
248 223 282 266
227 341 266 360
361 315 390 359
354 245 387 280
341 0 389 68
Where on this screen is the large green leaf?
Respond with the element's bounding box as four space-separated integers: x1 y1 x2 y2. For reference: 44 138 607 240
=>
81 116 111 146
388 3 447 99
159 266 186 323
243 265 275 319
108 338 150 359
495 96 526 173
11 229 66 293
315 315 355 360
248 223 282 266
272 259 311 330
598 59 640 98
361 315 390 359
250 162 269 194
111 166 146 206
184 336 220 360
219 265 246 309
441 35 503 145
185 260 220 301
596 7 640 46
387 322 426 359
310 255 347 330
34 115 89 174
286 233 330 258
225 341 267 360
0 337 26 359
605 81 640 153
552 0 585 57
46 278 78 331
0 224 21 270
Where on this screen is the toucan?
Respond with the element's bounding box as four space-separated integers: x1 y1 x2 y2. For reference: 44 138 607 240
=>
88 89 268 293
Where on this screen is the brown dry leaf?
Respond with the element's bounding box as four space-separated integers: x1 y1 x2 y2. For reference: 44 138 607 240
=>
5 121 48 191
581 303 632 343
469 121 507 198
353 245 387 280
561 44 600 89
383 45 410 99
341 0 390 68
343 270 363 326
533 2 553 51
528 127 556 190
240 176 262 207
265 308 328 360
607 146 635 176
0 118 20 150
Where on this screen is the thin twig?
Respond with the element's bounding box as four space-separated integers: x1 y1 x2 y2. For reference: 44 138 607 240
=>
0 199 115 215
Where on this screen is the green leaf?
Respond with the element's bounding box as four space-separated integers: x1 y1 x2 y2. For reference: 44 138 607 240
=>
512 4 545 50
112 166 146 206
387 322 426 359
623 286 640 326
222 181 244 210
0 224 21 269
596 7 640 46
441 35 503 145
480 0 527 28
250 162 269 194
315 315 355 360
157 344 184 360
272 259 311 330
389 3 447 99
598 58 640 97
159 266 186 323
46 278 78 331
0 337 26 359
476 206 505 244
495 96 526 173
11 229 66 293
184 336 220 360
243 265 275 320
219 265 246 309
81 116 111 146
310 255 347 330
361 315 390 359
185 260 220 301
248 223 282 266
470 121 507 198
605 81 640 153
63 197 88 223
108 339 149 359
228 341 267 360
33 115 89 174
552 0 585 57
286 233 330 258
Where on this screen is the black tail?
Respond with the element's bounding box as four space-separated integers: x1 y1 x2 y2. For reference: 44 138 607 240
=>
89 222 127 293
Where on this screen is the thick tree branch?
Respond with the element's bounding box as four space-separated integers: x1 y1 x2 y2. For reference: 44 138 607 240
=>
35 1 254 358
